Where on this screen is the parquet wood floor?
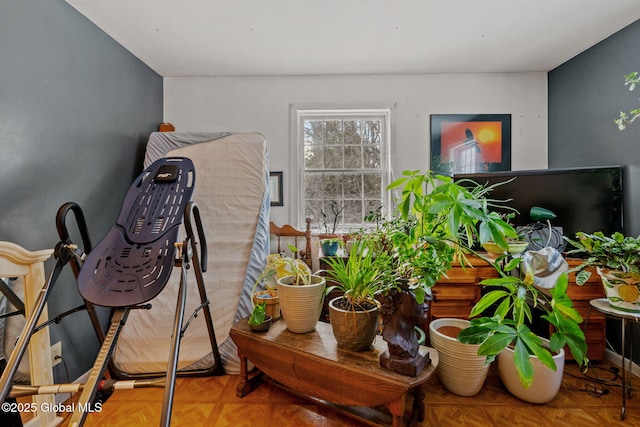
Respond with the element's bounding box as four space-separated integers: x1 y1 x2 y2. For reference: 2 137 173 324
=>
24 360 640 426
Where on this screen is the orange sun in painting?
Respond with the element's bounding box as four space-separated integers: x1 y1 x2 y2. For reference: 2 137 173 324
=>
439 121 502 163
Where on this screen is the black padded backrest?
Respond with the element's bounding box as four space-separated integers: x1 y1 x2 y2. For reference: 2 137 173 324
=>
78 157 195 307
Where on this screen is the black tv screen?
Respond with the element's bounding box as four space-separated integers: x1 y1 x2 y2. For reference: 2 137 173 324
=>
454 166 624 242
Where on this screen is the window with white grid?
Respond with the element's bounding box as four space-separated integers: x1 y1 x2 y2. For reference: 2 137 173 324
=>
292 108 391 232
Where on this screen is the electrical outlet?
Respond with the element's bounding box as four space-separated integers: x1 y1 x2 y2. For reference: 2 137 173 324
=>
51 341 62 367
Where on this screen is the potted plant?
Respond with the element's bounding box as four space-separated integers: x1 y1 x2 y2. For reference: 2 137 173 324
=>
374 170 518 375
276 252 327 333
323 240 390 351
383 170 517 303
457 252 588 403
320 237 342 257
565 231 640 312
318 200 345 256
250 254 282 320
482 212 529 256
248 302 272 332
428 317 492 396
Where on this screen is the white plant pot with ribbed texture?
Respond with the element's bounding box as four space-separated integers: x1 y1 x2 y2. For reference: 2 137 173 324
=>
429 318 491 397
277 275 326 333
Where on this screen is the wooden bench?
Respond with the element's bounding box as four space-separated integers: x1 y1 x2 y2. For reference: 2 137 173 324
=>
230 318 438 427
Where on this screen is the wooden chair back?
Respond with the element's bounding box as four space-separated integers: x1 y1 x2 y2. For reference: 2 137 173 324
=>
270 218 312 267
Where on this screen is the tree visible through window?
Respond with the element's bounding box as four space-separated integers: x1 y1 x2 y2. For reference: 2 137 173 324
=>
293 109 391 232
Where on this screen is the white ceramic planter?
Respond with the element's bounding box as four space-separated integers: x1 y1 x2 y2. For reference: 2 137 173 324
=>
429 318 491 397
597 267 640 313
497 337 564 404
277 275 326 333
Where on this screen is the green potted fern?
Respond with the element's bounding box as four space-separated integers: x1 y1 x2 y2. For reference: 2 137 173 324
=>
323 240 391 351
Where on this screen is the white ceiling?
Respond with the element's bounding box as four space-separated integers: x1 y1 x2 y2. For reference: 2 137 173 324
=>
66 0 640 78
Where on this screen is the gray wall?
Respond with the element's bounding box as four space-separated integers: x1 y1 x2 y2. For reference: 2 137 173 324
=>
549 19 640 236
549 19 640 364
0 0 162 381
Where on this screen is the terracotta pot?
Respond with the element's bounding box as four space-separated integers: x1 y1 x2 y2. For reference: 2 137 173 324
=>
498 337 564 404
328 297 380 351
277 275 326 333
597 267 640 313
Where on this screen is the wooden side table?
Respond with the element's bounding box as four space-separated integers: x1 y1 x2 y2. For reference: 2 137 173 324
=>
230 318 439 427
589 298 640 420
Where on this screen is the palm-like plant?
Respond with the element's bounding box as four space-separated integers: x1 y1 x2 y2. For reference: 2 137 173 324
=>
457 255 588 389
384 170 518 304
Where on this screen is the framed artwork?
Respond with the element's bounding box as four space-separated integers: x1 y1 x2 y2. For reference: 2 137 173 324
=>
269 171 283 206
430 114 511 176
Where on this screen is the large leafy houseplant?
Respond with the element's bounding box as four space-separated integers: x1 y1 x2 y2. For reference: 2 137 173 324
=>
457 254 588 389
368 170 519 375
384 169 518 303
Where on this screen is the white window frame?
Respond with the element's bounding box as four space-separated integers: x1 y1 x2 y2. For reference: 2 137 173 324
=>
290 106 392 231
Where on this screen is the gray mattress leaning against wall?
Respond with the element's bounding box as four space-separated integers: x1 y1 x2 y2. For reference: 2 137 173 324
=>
110 131 270 375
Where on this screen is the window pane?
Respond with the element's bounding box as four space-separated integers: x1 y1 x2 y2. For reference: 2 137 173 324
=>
304 120 323 145
323 173 342 198
363 173 381 198
363 146 380 169
305 145 323 169
343 199 363 224
344 146 361 168
324 120 343 145
343 173 362 198
364 200 383 220
362 120 380 144
324 146 343 169
304 173 324 199
344 120 362 145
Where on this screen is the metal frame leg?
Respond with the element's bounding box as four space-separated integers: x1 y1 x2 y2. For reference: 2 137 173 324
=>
67 308 131 427
160 262 188 427
621 318 627 420
620 318 634 420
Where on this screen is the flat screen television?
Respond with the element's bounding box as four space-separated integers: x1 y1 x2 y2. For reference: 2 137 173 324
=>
454 166 624 245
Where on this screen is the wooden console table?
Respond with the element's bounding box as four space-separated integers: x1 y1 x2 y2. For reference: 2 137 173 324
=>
229 318 438 427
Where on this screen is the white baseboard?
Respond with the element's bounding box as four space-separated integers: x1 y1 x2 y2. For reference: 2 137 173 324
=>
605 348 640 378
